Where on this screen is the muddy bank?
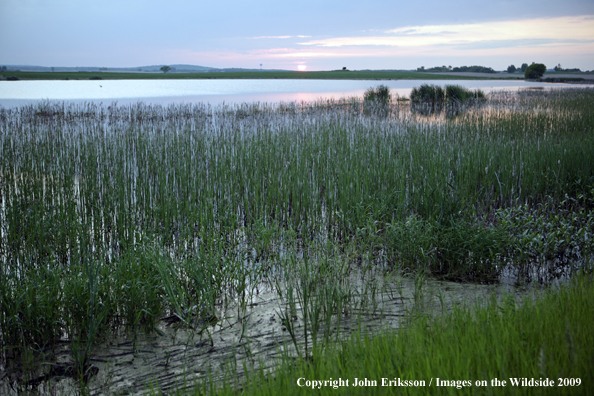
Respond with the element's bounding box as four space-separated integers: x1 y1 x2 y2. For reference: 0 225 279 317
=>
1 276 540 395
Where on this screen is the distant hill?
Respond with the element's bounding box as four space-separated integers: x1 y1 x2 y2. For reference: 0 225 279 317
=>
0 64 286 73
136 64 217 72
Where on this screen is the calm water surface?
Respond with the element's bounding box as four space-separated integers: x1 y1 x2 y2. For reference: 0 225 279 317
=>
0 78 573 108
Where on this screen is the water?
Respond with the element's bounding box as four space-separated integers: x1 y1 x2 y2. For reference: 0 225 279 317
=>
0 78 572 108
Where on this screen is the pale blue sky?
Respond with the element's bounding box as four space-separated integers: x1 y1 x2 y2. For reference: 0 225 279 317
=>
1 0 593 71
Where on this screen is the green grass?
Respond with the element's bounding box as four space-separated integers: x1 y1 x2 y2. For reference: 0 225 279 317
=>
201 272 594 396
1 70 508 81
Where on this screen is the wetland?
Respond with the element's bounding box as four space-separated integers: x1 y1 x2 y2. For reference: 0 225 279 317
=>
1 87 593 395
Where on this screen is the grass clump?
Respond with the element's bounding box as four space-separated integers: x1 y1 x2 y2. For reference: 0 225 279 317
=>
445 84 485 103
410 83 445 109
364 84 391 105
411 84 486 114
364 84 391 115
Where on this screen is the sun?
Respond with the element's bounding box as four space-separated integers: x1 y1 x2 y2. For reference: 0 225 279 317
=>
297 65 307 71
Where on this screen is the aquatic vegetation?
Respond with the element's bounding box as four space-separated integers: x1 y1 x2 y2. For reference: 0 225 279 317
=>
411 83 486 115
364 85 391 105
1 88 593 393
410 83 446 111
445 84 486 103
363 85 392 116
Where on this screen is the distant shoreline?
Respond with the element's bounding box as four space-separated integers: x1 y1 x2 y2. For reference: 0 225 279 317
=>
2 70 593 84
0 70 556 81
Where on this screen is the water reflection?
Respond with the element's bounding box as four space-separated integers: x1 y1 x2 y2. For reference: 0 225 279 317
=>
0 78 577 108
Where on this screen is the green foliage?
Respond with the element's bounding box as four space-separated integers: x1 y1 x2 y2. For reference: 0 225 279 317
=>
496 192 594 281
554 64 581 73
507 64 517 73
419 65 496 73
525 63 547 79
423 65 450 72
521 63 529 72
451 65 496 73
383 215 509 283
160 65 172 73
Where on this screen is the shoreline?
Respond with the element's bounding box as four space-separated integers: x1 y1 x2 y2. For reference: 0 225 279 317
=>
2 69 592 82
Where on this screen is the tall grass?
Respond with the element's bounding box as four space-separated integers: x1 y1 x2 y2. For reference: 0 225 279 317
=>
411 84 486 115
1 88 593 391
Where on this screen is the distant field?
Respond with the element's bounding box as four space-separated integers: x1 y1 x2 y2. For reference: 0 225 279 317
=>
0 70 510 81
542 72 594 80
429 72 524 79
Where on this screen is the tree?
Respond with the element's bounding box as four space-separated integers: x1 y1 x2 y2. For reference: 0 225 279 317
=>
520 63 529 72
554 64 562 72
507 65 516 73
160 65 172 73
525 63 546 79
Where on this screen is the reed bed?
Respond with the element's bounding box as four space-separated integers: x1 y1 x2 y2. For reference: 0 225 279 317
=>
1 88 593 392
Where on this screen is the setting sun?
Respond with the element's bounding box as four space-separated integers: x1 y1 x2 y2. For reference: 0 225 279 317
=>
297 64 307 71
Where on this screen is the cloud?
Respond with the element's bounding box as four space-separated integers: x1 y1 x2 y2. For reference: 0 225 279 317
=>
150 15 594 70
250 36 293 39
297 15 594 48
249 35 311 39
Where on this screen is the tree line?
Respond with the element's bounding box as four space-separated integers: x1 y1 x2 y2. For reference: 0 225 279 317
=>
417 65 496 73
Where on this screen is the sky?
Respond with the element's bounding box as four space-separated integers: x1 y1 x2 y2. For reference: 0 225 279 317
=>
1 0 593 71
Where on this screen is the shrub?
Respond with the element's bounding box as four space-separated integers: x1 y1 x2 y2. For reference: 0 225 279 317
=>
525 63 546 79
